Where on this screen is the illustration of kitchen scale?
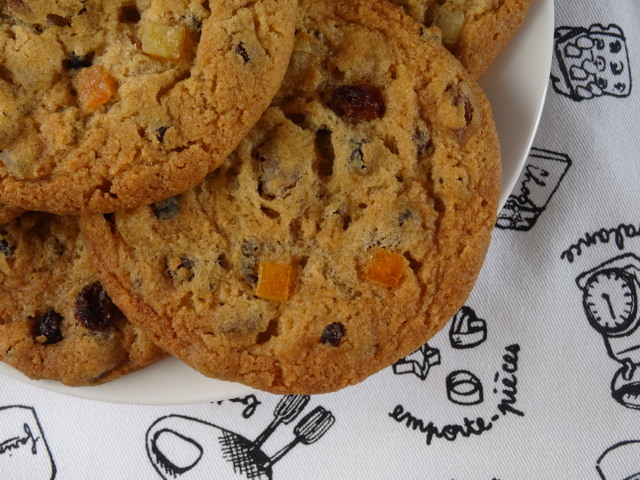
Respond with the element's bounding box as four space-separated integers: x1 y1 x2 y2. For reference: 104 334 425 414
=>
576 253 640 409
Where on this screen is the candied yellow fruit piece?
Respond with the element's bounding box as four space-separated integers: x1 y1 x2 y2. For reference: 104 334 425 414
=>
141 23 186 60
363 249 405 287
433 8 465 47
255 262 295 302
77 66 117 109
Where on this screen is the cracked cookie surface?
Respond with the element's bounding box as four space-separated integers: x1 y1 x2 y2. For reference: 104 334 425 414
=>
0 212 166 386
81 0 501 394
0 0 296 214
388 0 533 78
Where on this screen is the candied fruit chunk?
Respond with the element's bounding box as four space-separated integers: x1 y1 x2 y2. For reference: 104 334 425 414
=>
363 249 406 287
74 281 119 331
255 262 295 302
77 66 117 109
329 85 385 121
141 23 186 60
433 8 465 47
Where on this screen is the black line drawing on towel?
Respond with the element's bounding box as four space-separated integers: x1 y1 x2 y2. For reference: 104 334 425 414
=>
0 405 56 480
146 395 334 479
446 370 484 405
389 344 524 445
392 343 441 380
551 24 631 101
561 222 640 264
215 394 262 419
596 440 640 479
389 304 524 444
576 253 640 410
496 148 571 231
449 306 487 349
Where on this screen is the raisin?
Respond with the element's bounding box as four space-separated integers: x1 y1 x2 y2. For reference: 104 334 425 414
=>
329 85 385 121
166 256 195 282
449 86 474 135
0 238 15 257
119 5 141 23
398 210 412 226
320 322 345 346
47 14 71 27
35 309 64 345
63 53 93 70
152 196 180 220
413 129 433 156
347 142 366 169
241 238 261 284
74 282 119 331
235 43 251 64
7 0 30 14
155 126 171 143
461 96 473 127
258 156 302 199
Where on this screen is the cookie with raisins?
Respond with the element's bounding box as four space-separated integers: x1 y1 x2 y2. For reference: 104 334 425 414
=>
81 0 501 394
0 0 296 214
0 213 165 386
387 0 533 78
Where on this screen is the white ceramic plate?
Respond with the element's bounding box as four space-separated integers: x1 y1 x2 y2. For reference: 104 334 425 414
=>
481 0 554 208
0 0 554 405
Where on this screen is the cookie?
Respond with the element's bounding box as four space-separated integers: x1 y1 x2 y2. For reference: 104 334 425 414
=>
0 212 166 386
0 0 296 214
387 0 533 78
0 204 22 225
81 0 501 394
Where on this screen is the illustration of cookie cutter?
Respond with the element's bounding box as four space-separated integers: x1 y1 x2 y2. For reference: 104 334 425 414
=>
576 253 640 409
392 343 441 380
496 148 571 231
146 395 334 479
449 306 487 349
446 370 483 406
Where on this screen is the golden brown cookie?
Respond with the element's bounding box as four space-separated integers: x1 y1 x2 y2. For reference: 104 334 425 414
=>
81 0 501 394
0 204 22 225
388 0 533 78
0 0 296 214
0 212 166 386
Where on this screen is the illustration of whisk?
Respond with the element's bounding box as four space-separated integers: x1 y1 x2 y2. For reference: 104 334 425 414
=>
146 394 335 479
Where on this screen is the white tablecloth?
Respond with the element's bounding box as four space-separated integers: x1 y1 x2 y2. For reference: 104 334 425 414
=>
2 0 640 478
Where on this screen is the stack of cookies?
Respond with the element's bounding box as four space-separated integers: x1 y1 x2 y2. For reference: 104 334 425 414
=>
0 0 531 394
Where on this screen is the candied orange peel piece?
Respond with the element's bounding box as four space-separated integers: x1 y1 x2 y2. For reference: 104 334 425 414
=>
77 66 117 109
255 262 296 302
363 248 406 287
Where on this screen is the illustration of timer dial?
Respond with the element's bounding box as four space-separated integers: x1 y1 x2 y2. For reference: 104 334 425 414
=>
583 269 639 337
